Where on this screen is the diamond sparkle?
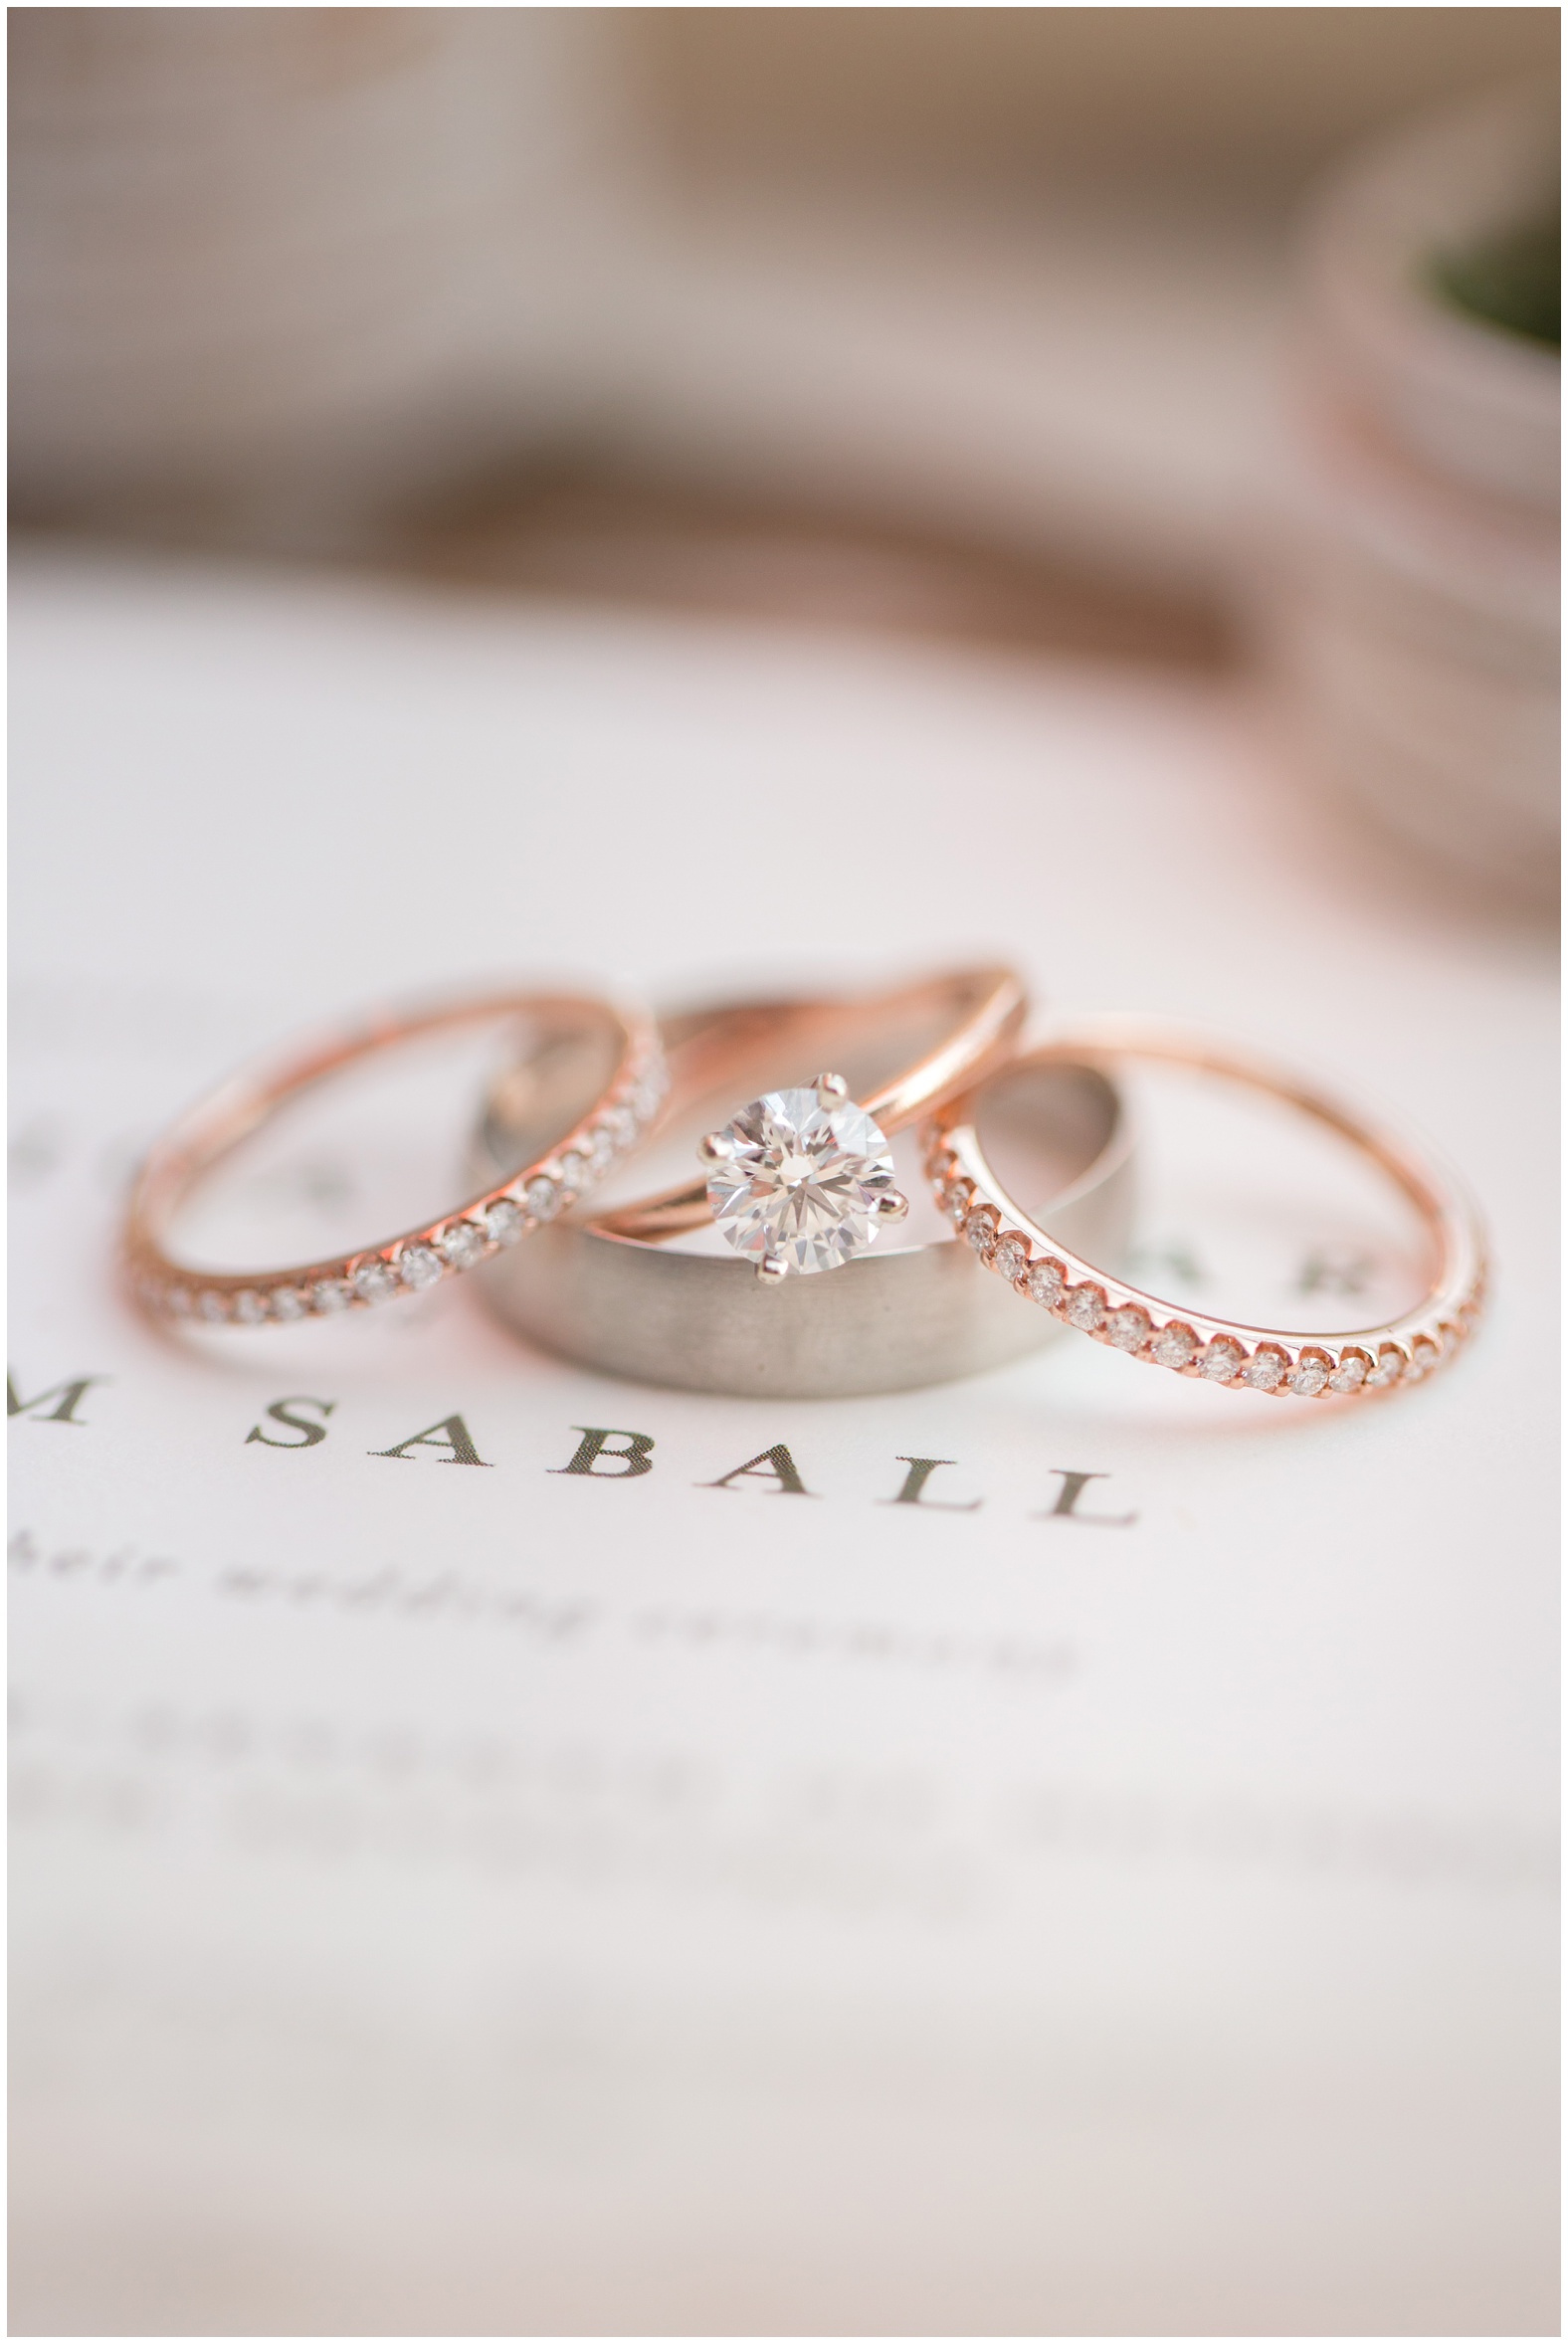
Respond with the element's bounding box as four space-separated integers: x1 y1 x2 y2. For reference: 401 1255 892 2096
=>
397 1246 443 1291
523 1177 559 1223
705 1085 898 1277
994 1234 1028 1284
1150 1322 1197 1369
437 1221 488 1269
1106 1305 1151 1353
1027 1259 1065 1308
966 1208 999 1259
485 1198 524 1248
1064 1284 1106 1332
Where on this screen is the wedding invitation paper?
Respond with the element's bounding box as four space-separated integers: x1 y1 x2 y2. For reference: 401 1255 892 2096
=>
10 552 1556 2335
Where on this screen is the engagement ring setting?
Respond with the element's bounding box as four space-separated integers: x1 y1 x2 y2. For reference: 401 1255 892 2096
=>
700 1073 909 1280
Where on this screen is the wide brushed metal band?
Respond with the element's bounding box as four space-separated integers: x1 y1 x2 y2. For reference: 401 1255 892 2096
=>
474 975 1134 1397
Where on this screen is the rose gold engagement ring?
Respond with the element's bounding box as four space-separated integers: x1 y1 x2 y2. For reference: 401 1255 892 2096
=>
124 989 665 1327
476 967 1131 1398
925 1019 1485 1400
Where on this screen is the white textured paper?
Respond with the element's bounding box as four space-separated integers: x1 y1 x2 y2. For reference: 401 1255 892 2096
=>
10 551 1557 2336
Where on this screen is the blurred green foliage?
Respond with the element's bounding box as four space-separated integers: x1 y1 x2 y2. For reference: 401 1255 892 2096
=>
1431 211 1560 350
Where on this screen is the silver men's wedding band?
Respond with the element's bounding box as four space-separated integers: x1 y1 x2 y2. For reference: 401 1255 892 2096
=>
473 974 1134 1398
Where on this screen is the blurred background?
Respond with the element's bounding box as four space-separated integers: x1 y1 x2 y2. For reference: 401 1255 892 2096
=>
10 5 1561 904
10 16 1561 2338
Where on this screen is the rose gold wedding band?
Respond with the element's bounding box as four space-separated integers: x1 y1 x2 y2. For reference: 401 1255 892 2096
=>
926 1018 1486 1400
123 989 665 1327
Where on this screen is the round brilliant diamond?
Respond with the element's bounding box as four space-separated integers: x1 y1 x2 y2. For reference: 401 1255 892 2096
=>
1064 1284 1106 1332
485 1199 524 1247
705 1084 898 1277
1197 1338 1244 1382
352 1259 400 1304
1150 1322 1197 1369
965 1208 998 1258
438 1221 488 1269
397 1246 443 1290
1106 1305 1151 1353
1327 1352 1369 1393
310 1278 353 1314
523 1177 559 1222
993 1235 1028 1284
1240 1348 1285 1391
1287 1353 1330 1396
1027 1260 1064 1308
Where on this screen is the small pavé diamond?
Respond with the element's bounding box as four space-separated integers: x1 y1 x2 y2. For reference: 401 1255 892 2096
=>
600 1106 636 1148
1065 1284 1106 1332
270 1287 309 1322
485 1198 524 1247
1287 1353 1330 1396
1365 1346 1406 1388
197 1290 231 1323
310 1277 353 1314
438 1221 487 1269
632 1067 668 1122
232 1290 268 1325
523 1176 559 1223
994 1234 1028 1284
1150 1322 1197 1369
557 1150 591 1195
966 1208 998 1258
353 1258 400 1304
1106 1305 1151 1353
167 1286 194 1318
1240 1347 1285 1391
944 1181 973 1227
1327 1351 1368 1393
1408 1335 1441 1377
1198 1338 1244 1382
397 1246 443 1290
1027 1259 1064 1308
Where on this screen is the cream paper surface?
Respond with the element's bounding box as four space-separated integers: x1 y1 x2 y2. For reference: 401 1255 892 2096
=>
9 551 1557 2336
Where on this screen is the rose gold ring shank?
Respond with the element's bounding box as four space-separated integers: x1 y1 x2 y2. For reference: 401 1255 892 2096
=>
124 989 665 1327
925 1019 1486 1400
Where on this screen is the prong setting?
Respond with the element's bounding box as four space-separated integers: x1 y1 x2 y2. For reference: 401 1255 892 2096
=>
702 1080 899 1280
